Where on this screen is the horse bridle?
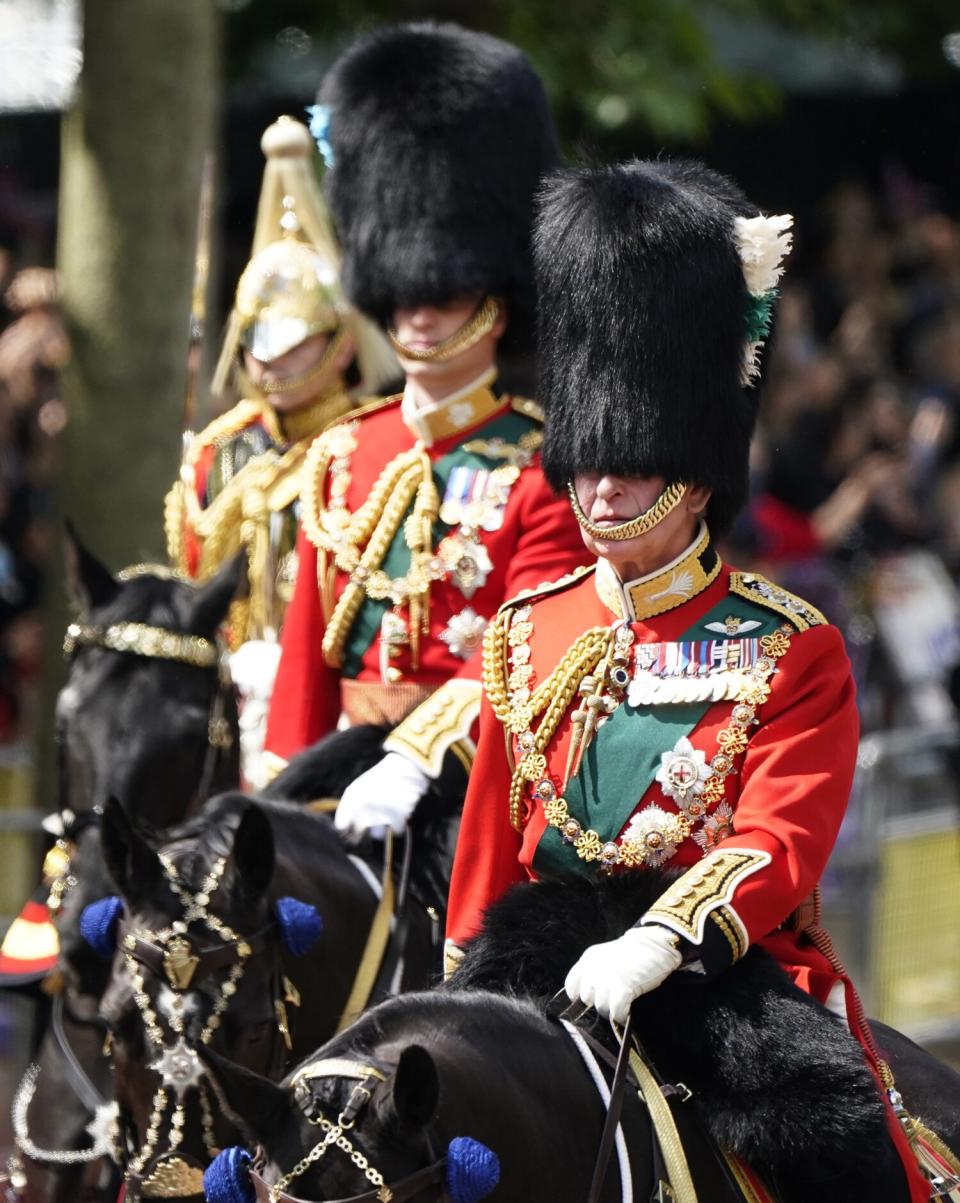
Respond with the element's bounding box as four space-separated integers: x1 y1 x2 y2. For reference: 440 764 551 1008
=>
114 853 289 1200
62 613 235 803
249 1058 453 1203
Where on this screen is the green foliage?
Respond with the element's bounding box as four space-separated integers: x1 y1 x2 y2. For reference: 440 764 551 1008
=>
223 0 960 144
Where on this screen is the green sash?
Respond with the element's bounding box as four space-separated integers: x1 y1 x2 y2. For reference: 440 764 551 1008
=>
532 593 782 879
341 410 536 676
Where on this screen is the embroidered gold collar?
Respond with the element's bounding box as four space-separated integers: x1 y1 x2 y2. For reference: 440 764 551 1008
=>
594 522 720 622
400 368 502 446
273 384 352 445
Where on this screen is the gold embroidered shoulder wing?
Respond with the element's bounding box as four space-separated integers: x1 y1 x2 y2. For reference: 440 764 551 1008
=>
729 572 827 632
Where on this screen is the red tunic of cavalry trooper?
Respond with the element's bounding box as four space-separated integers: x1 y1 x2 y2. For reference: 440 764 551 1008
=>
263 25 588 812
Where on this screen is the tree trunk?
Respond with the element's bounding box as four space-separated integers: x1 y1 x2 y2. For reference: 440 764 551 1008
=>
57 0 220 569
35 1 219 811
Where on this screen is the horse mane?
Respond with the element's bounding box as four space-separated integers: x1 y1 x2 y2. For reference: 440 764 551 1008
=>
149 791 342 890
287 988 551 1081
448 874 896 1192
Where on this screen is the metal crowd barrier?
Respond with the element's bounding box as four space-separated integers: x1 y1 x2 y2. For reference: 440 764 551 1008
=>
823 723 960 1048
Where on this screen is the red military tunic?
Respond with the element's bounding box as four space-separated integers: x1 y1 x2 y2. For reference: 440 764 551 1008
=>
166 390 352 646
264 376 588 775
447 526 932 1203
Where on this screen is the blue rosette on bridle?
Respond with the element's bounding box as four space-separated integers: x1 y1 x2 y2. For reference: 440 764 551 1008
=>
79 895 124 957
204 1146 254 1203
275 896 323 956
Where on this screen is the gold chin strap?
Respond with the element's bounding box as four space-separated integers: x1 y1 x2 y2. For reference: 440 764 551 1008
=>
255 326 347 395
388 296 500 363
567 480 688 541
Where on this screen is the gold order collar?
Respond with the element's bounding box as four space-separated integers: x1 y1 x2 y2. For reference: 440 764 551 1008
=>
594 521 720 622
388 296 500 363
567 480 688 541
276 384 351 444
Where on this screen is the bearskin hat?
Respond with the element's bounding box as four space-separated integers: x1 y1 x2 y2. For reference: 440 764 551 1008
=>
537 159 781 536
316 23 561 345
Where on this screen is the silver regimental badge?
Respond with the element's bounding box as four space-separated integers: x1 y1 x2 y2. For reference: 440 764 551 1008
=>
151 1038 204 1098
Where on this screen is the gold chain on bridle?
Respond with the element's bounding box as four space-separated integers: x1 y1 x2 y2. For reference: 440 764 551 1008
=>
119 854 251 1186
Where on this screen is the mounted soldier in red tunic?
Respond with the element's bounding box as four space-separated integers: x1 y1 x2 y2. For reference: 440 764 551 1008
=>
165 115 397 787
446 159 958 1201
263 24 588 827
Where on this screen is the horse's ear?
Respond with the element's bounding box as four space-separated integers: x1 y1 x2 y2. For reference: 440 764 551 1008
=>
100 797 162 905
186 552 247 638
199 1043 292 1147
64 521 118 613
232 803 274 901
376 1045 439 1132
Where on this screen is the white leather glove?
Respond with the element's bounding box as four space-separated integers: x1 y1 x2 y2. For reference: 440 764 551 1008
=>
229 639 281 702
228 641 282 791
335 752 430 838
564 925 683 1024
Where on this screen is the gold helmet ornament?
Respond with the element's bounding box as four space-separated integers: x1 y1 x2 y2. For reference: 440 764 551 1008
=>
212 115 397 399
235 211 342 364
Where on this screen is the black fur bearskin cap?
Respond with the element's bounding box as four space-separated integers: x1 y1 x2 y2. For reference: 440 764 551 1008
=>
536 159 763 537
317 22 561 347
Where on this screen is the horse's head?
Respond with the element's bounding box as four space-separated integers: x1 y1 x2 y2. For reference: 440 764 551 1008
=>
91 796 318 1201
58 529 242 826
201 1025 501 1203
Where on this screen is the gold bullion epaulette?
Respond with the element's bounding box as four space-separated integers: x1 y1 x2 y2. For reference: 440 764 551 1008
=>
509 396 545 424
495 563 596 618
188 398 266 460
728 571 827 632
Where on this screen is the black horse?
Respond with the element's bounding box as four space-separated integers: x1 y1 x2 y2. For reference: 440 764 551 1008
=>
93 777 460 1203
9 537 243 1203
199 873 960 1203
57 534 241 825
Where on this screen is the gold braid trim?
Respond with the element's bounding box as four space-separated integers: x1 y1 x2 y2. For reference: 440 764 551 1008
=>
320 456 424 668
481 608 513 725
185 399 270 466
383 678 482 777
483 604 614 829
641 847 772 955
729 572 827 632
163 479 188 572
170 395 350 643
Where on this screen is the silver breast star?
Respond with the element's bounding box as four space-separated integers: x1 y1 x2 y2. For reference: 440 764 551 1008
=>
150 1037 204 1098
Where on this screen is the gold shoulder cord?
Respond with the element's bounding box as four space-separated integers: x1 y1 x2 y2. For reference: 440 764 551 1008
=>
164 398 276 576
163 479 188 572
482 609 611 830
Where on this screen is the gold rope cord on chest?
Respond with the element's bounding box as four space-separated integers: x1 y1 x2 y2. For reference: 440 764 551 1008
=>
306 430 525 671
504 611 793 863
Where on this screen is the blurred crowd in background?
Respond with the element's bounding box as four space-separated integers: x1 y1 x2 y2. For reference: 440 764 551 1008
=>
0 259 64 746
0 169 958 746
